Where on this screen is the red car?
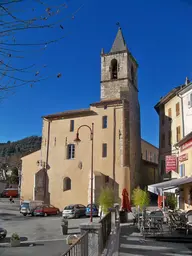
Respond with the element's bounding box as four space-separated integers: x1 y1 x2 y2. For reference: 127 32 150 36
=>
32 204 60 217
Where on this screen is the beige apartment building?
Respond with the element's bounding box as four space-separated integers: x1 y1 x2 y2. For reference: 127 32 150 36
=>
140 139 159 187
155 83 187 180
21 28 157 210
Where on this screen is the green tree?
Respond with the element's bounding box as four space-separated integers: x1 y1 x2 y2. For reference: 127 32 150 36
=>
132 187 150 210
98 187 115 214
9 167 19 184
166 193 177 210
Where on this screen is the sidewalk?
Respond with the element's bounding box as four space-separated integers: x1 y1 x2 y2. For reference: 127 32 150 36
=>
118 223 192 256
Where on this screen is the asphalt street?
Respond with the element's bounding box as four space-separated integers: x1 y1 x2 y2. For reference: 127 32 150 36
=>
0 199 99 256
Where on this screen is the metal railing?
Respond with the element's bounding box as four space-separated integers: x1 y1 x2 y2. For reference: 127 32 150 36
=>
61 231 89 256
99 211 112 250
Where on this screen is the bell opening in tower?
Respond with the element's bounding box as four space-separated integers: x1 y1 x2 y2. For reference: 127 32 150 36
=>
111 59 118 80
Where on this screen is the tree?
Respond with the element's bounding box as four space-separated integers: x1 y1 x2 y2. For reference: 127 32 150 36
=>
98 187 115 214
132 187 150 211
0 1 83 100
9 166 19 184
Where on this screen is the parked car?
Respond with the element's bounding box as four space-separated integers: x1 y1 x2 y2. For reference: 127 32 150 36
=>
0 227 7 240
86 204 98 217
62 204 86 219
1 188 18 198
20 200 43 216
32 204 60 217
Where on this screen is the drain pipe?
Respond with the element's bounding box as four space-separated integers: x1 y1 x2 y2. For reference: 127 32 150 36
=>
177 93 185 137
44 119 51 203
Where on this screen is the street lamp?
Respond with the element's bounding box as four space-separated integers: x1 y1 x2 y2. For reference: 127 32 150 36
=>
74 123 94 222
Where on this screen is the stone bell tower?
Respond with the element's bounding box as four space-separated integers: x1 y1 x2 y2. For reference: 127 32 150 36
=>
100 26 141 191
100 27 138 101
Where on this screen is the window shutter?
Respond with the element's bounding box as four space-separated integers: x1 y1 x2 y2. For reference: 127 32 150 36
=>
176 102 180 116
168 108 172 118
176 126 181 142
179 165 182 177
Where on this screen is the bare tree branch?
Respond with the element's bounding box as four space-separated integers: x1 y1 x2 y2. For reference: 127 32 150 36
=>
0 0 83 99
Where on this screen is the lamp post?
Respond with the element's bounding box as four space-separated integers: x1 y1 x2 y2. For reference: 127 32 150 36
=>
74 123 94 223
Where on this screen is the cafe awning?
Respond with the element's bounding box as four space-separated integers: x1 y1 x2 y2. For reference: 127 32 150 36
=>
148 176 192 195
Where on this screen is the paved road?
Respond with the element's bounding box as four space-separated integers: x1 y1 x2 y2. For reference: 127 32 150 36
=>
119 224 192 256
0 199 99 255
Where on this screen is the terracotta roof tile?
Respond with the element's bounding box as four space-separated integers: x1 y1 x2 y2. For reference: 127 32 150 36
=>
43 108 97 120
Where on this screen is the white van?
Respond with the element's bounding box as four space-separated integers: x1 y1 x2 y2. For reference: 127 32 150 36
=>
20 200 43 216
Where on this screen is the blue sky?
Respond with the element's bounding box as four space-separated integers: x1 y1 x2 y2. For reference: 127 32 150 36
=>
0 0 192 147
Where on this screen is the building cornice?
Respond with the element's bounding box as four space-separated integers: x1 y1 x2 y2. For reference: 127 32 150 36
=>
154 85 185 114
42 109 97 120
178 82 192 96
174 131 192 148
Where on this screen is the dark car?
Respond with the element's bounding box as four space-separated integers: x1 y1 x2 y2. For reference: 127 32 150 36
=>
32 205 60 217
0 227 7 240
86 204 98 217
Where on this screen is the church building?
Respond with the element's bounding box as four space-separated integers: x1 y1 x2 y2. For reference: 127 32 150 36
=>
21 27 142 209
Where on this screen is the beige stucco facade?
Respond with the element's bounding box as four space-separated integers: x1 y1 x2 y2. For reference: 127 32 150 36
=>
21 28 156 210
176 132 192 211
140 139 159 188
141 139 158 164
155 86 185 180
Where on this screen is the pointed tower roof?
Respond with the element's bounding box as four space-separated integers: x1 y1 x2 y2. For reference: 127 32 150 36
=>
110 27 127 53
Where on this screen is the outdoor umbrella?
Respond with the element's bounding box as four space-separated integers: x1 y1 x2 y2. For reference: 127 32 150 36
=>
122 188 132 212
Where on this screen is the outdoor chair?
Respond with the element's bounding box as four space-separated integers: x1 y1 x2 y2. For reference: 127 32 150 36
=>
168 212 185 233
148 211 164 235
186 211 192 235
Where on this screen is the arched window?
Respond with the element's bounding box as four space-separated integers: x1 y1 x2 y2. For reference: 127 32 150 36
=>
63 177 71 191
111 59 118 79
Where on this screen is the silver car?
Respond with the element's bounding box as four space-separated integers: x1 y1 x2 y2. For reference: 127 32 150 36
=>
62 204 86 219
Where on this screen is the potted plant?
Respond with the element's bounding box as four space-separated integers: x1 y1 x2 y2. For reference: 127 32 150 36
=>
10 233 20 247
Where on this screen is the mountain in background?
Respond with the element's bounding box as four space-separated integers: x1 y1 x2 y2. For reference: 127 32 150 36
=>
0 136 42 168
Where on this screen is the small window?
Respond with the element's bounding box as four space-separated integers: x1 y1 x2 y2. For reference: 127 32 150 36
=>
179 164 185 177
67 144 75 159
105 175 109 183
168 108 172 118
102 143 107 158
145 150 148 160
63 177 71 191
102 116 107 129
149 152 152 161
176 102 180 116
161 133 165 148
176 126 181 142
70 120 74 132
154 153 156 163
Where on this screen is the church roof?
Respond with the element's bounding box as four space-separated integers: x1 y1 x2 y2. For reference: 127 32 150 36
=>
43 109 97 120
110 27 127 53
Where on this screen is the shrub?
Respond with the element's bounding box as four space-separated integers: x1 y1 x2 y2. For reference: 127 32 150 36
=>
132 187 150 210
11 233 20 240
98 187 115 214
166 193 177 210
